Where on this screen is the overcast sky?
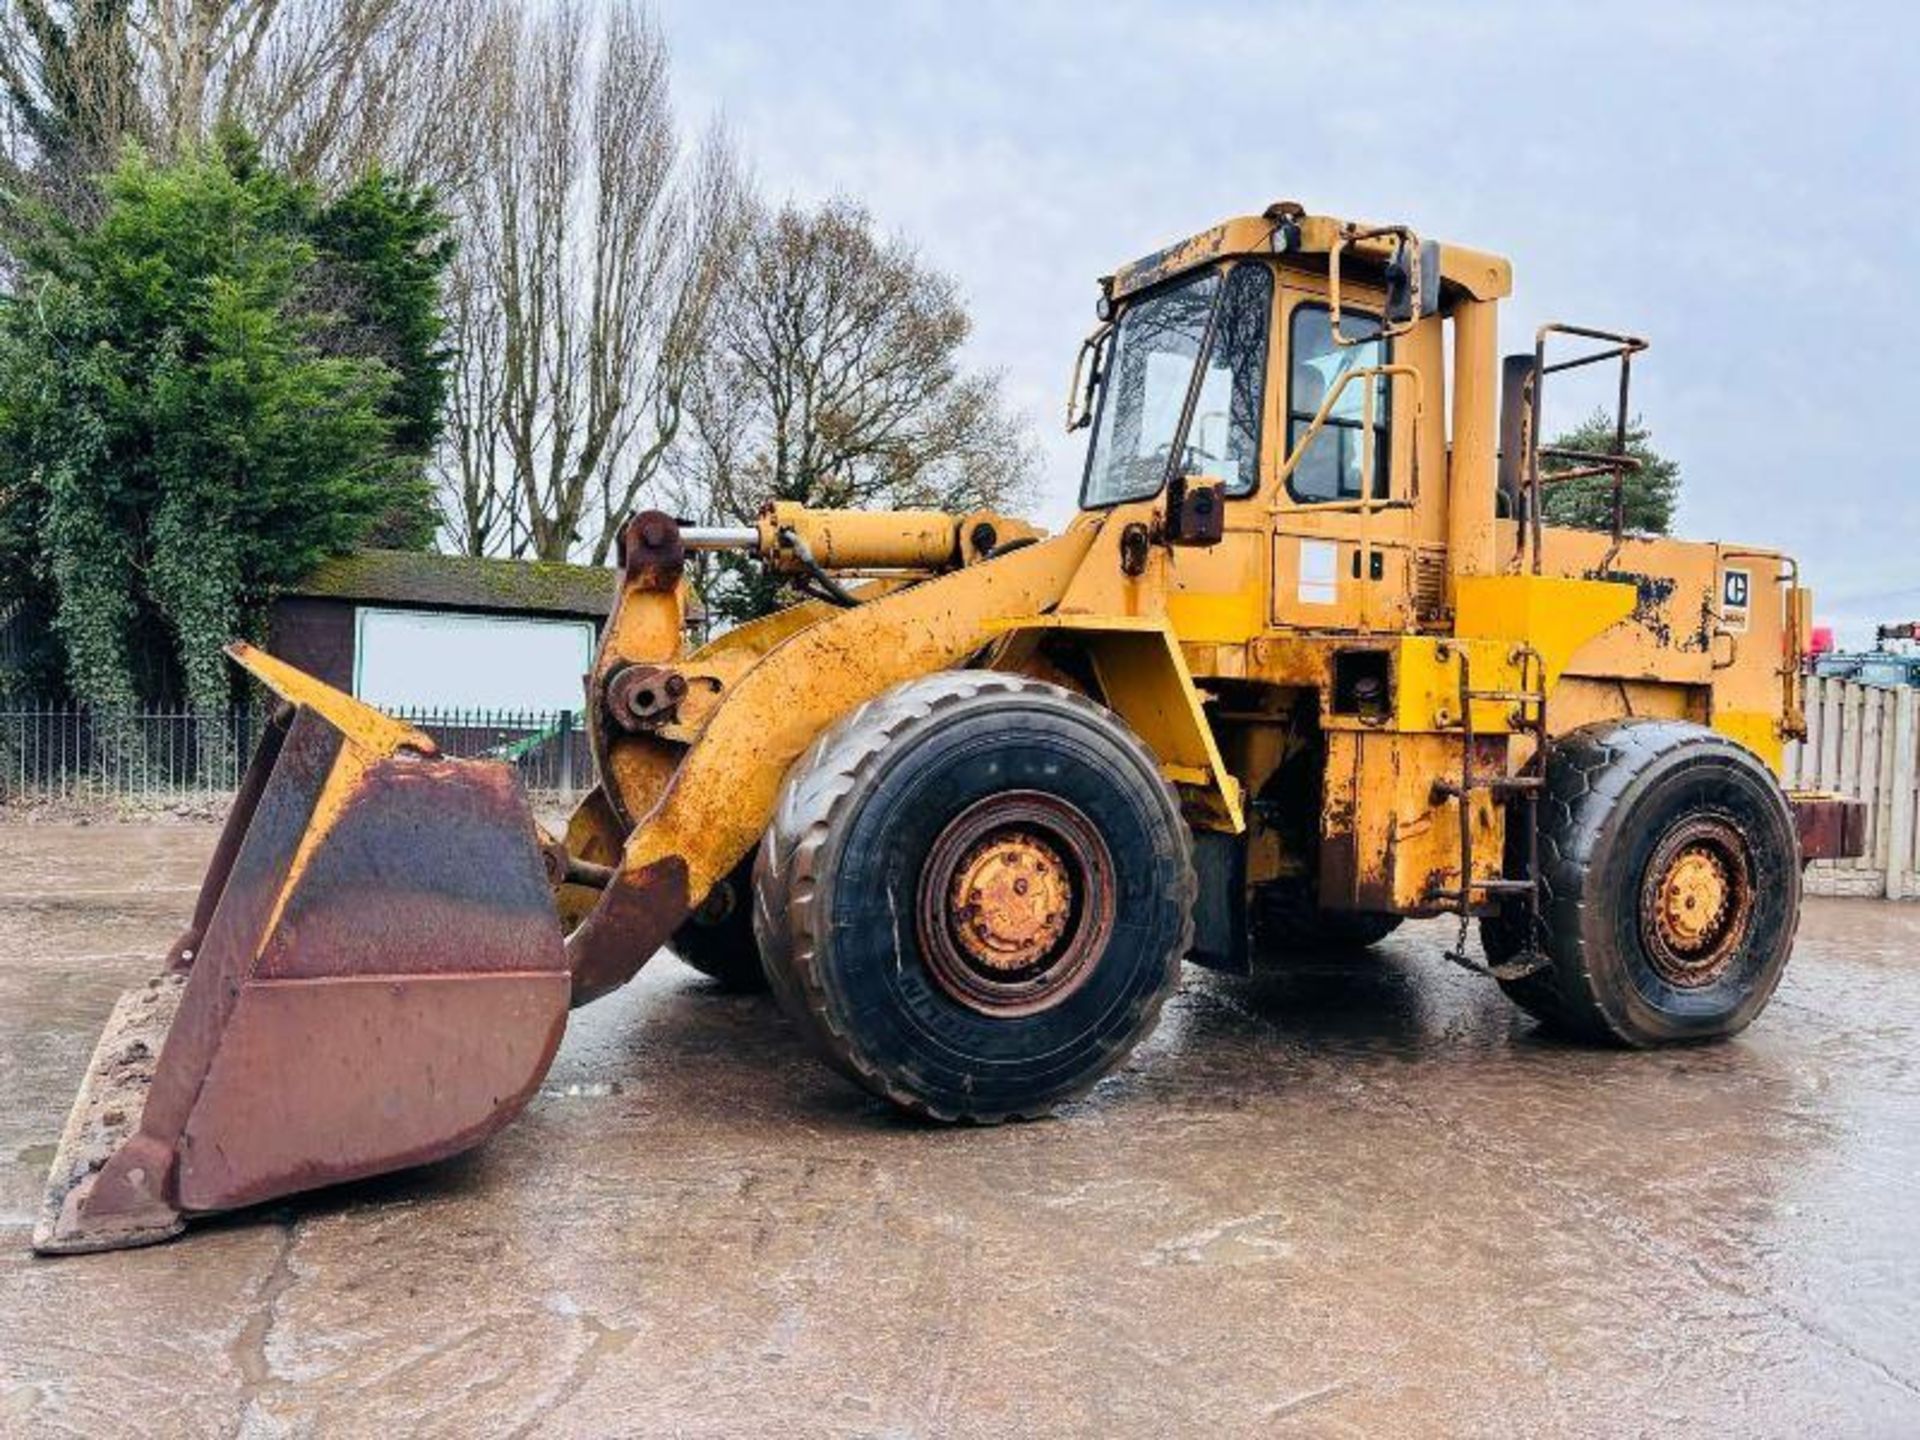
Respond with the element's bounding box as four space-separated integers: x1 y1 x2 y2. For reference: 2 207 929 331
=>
658 0 1916 643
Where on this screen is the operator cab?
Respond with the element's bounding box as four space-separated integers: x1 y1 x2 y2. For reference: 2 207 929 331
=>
1077 269 1393 509
1067 203 1657 640
1074 209 1423 519
1067 203 1508 635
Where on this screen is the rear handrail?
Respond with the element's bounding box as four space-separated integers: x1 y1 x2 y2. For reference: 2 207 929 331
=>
1520 322 1649 573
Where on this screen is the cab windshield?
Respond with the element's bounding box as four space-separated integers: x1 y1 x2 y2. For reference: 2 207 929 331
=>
1080 265 1270 508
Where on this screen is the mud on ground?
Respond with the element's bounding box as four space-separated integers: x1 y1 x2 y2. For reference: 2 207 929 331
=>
2 820 1917 1437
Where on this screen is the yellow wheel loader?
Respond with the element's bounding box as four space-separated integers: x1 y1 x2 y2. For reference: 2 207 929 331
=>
34 202 1867 1254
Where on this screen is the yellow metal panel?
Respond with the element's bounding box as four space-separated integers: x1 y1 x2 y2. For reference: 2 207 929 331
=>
1712 709 1785 774
1269 533 1421 633
1453 574 1637 690
990 614 1245 834
1526 528 1718 683
1446 299 1499 583
1164 530 1266 642
1551 677 1703 734
1392 636 1527 734
1710 547 1801 747
1320 730 1502 912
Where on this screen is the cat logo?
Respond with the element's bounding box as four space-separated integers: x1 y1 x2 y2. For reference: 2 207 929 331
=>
1722 567 1751 633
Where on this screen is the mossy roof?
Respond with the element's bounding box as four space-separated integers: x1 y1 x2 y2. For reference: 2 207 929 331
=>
286 549 618 619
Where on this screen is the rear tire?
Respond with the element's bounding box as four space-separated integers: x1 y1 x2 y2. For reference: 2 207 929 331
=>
753 673 1194 1121
1490 719 1800 1045
671 854 767 991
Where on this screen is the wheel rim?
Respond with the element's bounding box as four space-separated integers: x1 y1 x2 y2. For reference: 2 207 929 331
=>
1638 814 1755 987
915 791 1115 1017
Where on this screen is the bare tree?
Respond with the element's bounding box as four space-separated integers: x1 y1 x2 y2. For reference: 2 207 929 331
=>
436 245 522 555
217 0 493 193
2 1 1031 580
677 195 1035 545
0 0 489 202
672 197 1037 623
436 0 739 562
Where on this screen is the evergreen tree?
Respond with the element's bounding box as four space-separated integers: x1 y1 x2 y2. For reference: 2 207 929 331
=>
1541 409 1680 535
0 137 451 712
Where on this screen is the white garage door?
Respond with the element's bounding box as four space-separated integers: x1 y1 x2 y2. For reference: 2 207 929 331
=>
354 608 595 712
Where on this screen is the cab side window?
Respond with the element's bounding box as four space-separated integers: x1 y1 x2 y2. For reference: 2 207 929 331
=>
1286 305 1389 502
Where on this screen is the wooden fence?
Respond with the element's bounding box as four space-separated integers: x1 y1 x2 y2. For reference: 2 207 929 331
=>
1783 676 1920 899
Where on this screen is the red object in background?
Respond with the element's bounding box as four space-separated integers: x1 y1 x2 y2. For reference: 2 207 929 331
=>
1808 626 1835 657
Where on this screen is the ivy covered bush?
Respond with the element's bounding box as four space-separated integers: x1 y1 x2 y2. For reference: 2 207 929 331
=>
0 130 451 718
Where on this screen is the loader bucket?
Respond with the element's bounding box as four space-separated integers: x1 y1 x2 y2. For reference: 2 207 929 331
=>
33 645 570 1255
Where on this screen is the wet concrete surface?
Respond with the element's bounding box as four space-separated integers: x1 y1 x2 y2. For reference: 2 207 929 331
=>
1 820 1918 1438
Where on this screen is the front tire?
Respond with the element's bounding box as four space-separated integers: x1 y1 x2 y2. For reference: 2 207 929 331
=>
1491 719 1801 1045
753 673 1194 1121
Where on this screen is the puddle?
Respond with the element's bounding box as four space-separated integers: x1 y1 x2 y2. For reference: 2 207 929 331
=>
539 1082 623 1100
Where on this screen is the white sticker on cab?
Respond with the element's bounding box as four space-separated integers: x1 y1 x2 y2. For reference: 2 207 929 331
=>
1299 539 1338 605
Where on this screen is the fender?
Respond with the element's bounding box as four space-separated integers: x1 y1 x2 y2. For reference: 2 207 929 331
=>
988 614 1245 835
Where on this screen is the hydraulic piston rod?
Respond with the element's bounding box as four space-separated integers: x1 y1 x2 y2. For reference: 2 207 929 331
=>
679 504 1042 574
680 527 760 550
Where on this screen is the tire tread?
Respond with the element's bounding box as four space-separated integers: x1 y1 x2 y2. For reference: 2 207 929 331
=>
1493 718 1800 1045
754 672 1194 1122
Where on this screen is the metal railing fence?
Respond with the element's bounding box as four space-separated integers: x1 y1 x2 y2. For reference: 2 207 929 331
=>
0 703 590 804
11 680 1914 899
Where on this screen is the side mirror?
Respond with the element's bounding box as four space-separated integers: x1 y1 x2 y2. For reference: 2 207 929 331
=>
1384 237 1442 326
1065 323 1112 432
1331 224 1436 345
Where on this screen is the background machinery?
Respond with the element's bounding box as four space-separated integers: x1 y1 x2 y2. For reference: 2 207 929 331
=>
35 202 1865 1254
1812 621 1920 689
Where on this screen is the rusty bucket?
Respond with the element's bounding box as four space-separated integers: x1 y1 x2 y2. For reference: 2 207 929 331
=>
33 646 571 1254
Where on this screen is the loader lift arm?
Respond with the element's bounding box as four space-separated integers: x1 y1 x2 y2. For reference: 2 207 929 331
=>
566 514 1099 1002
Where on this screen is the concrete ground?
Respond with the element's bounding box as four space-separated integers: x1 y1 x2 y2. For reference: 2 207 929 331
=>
1 821 1917 1439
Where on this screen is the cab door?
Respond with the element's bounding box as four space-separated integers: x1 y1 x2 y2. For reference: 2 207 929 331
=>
1159 260 1280 645
1266 275 1420 634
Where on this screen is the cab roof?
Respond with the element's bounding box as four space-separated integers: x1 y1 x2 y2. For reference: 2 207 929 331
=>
1105 202 1513 305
